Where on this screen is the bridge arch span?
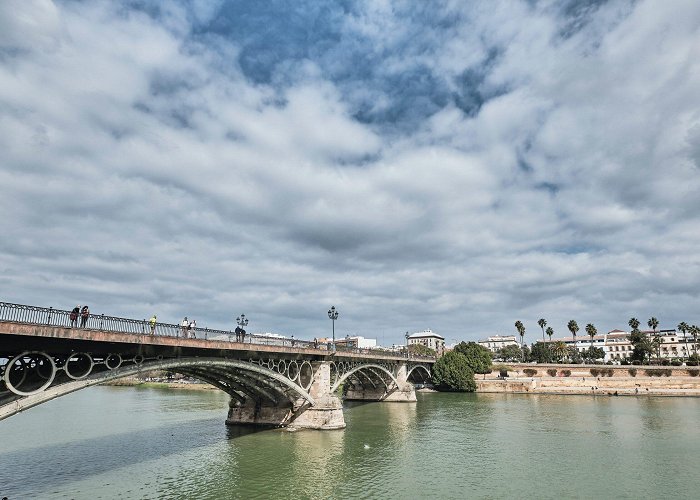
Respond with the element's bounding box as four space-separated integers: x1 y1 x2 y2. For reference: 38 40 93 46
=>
406 364 431 380
330 363 399 393
0 357 315 421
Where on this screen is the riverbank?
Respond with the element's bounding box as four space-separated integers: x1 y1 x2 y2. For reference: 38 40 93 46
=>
476 363 700 397
104 377 216 390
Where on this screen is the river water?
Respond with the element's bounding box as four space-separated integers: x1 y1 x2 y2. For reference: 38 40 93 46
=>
1 387 699 499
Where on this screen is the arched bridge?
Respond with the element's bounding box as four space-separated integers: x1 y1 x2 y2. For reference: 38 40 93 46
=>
0 302 434 429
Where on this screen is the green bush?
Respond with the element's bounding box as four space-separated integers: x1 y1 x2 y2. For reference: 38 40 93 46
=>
686 361 699 366
606 361 614 365
671 360 683 366
590 368 600 377
523 368 537 377
621 359 630 365
546 368 557 377
628 368 637 377
632 360 641 365
562 369 571 377
688 369 699 377
661 359 670 366
431 352 476 392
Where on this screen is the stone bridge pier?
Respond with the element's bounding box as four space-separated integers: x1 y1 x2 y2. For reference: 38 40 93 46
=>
226 361 346 430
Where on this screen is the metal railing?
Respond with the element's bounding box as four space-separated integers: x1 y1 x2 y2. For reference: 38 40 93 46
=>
0 301 434 360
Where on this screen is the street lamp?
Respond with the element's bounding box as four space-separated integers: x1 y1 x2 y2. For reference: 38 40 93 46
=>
327 306 339 350
405 331 410 358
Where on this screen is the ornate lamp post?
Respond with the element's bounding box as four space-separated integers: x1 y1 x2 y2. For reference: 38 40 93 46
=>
328 306 339 350
405 331 410 358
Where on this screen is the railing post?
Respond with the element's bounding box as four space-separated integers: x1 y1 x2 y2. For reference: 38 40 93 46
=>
142 320 145 334
100 314 104 330
47 307 52 325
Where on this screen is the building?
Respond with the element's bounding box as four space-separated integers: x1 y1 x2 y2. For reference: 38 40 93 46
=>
536 329 695 362
478 335 519 353
407 330 445 352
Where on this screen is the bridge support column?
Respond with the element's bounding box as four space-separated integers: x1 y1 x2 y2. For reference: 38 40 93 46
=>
344 362 416 402
288 361 345 430
226 399 293 427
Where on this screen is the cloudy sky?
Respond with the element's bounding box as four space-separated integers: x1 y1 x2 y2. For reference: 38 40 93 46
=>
1 0 699 344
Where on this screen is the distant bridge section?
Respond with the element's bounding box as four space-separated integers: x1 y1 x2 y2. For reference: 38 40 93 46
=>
0 302 433 429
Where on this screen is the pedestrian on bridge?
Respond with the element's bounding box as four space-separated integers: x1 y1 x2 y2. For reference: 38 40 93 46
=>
70 305 80 328
188 319 196 338
80 305 89 328
180 317 188 337
149 315 157 334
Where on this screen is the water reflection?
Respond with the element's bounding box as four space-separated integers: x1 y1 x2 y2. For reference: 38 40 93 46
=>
1 388 700 499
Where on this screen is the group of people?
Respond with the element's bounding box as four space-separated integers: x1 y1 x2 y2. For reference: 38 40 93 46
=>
69 305 89 328
234 325 246 342
180 316 197 338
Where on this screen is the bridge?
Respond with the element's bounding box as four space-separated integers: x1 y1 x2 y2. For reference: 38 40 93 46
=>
0 302 434 429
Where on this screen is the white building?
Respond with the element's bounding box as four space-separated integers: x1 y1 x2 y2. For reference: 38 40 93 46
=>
537 329 695 362
408 330 445 351
478 335 519 353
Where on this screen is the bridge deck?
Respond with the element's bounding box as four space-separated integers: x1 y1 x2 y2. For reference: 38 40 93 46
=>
0 321 433 363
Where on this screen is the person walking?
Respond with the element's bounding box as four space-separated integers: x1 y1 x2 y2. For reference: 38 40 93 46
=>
80 305 89 328
180 317 188 338
149 315 157 334
188 319 196 338
70 305 80 328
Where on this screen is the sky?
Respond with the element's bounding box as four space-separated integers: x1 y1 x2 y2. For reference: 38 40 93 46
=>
1 0 700 345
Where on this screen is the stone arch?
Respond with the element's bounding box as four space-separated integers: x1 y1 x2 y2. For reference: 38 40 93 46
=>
0 357 315 421
330 364 399 393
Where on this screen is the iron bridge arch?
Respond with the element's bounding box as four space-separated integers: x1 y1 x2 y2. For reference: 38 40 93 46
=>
0 352 316 421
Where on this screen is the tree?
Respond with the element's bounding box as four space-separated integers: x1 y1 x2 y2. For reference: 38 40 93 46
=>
585 323 597 361
567 346 582 363
453 342 492 374
692 325 700 358
546 326 554 343
678 322 690 360
629 329 653 363
515 321 525 348
588 346 605 360
538 318 547 343
408 344 436 357
530 342 552 363
498 344 523 362
431 351 476 391
552 341 568 362
628 317 640 332
567 320 579 357
648 317 660 358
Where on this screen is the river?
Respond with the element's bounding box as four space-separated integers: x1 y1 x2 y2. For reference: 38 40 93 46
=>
1 387 699 499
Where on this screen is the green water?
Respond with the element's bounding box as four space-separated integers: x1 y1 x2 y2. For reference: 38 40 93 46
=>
1 387 699 499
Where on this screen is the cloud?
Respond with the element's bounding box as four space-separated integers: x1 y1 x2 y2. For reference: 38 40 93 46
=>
1 0 700 344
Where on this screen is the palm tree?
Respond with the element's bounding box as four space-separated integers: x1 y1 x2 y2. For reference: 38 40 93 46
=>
538 318 547 343
678 322 690 360
648 317 660 358
691 325 700 358
552 341 568 361
515 321 525 350
546 326 554 343
585 323 597 361
567 320 579 360
628 317 640 332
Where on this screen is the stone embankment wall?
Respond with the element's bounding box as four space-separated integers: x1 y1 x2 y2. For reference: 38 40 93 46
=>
476 363 700 397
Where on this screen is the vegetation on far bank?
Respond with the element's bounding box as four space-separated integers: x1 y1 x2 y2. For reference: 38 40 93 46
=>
432 342 492 392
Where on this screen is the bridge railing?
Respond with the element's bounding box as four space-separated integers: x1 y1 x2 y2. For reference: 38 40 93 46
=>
0 301 435 361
